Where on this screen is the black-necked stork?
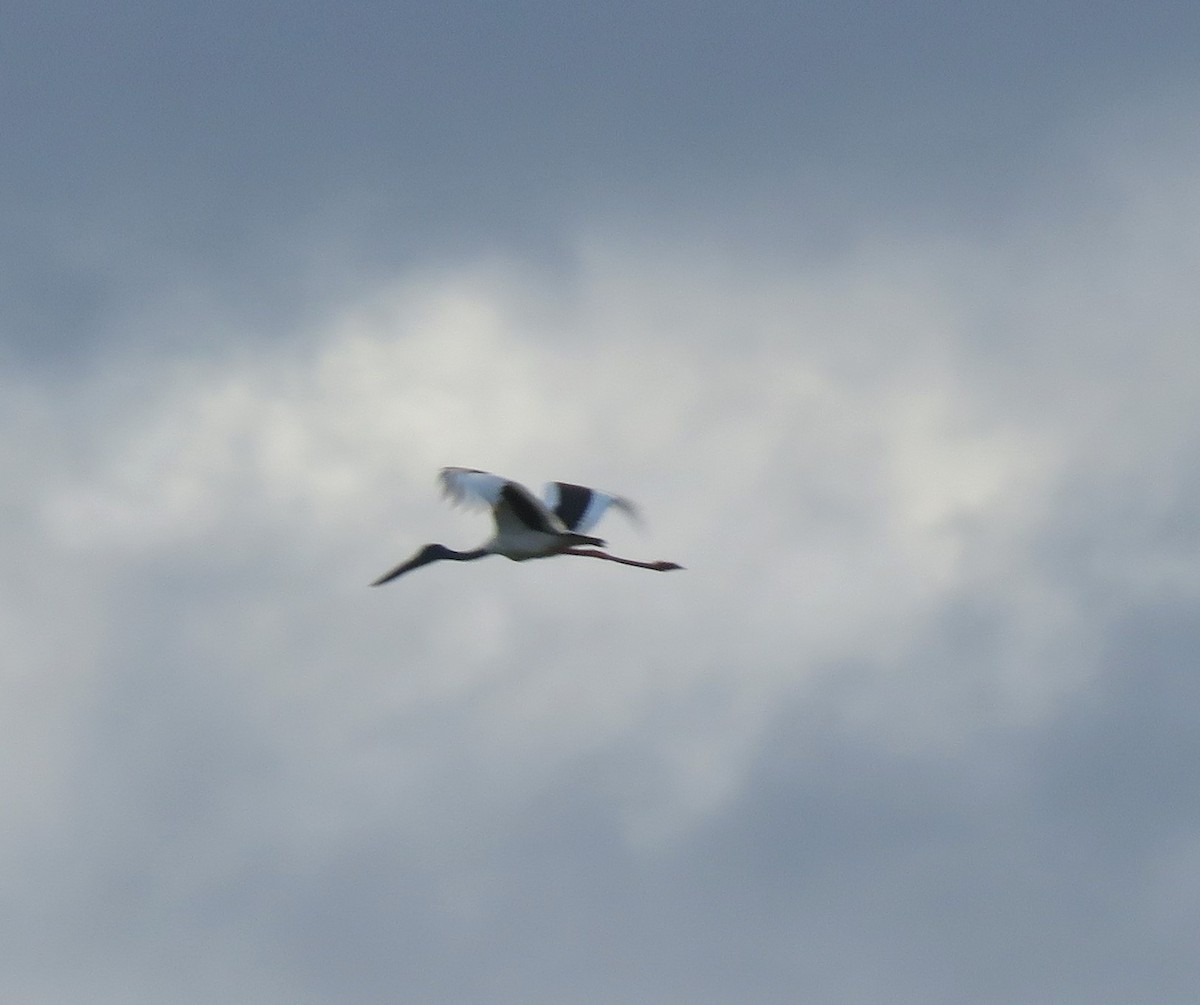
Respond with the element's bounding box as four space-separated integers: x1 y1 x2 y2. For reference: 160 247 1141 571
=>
370 467 684 585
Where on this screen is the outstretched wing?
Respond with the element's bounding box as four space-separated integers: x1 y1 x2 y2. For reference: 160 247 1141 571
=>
441 467 568 535
439 467 509 509
542 481 640 534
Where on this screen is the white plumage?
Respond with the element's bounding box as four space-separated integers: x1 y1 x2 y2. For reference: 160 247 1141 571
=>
371 466 682 585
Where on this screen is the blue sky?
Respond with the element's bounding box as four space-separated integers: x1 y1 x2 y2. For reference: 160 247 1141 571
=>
8 1 1198 363
4 4 1200 1002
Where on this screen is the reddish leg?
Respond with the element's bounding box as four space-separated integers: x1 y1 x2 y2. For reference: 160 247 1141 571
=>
562 548 683 571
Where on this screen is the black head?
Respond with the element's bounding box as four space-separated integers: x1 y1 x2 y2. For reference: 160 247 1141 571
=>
417 544 457 563
370 544 489 586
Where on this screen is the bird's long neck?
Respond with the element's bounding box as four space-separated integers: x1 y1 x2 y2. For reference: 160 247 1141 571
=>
447 547 490 561
370 544 491 586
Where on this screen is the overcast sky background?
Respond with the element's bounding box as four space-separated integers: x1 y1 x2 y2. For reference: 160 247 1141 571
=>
4 3 1200 1002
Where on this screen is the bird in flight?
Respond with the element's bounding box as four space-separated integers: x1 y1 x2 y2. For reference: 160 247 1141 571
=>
371 467 684 585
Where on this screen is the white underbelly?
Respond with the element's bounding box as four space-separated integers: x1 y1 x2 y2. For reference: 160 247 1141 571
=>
491 528 564 561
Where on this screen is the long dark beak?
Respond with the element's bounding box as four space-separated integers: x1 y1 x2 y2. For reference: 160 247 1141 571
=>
370 545 442 586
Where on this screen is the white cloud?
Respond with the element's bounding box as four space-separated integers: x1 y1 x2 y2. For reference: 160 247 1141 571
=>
21 237 1069 821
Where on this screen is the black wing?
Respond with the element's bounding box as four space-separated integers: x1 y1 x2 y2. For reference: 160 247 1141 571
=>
543 481 639 533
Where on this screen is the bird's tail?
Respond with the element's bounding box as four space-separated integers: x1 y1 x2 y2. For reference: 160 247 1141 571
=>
566 533 605 548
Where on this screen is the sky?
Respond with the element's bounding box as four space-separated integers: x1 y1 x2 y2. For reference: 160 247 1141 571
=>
4 2 1200 1002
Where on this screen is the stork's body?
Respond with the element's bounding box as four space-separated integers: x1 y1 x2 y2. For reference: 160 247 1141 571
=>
371 467 682 585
